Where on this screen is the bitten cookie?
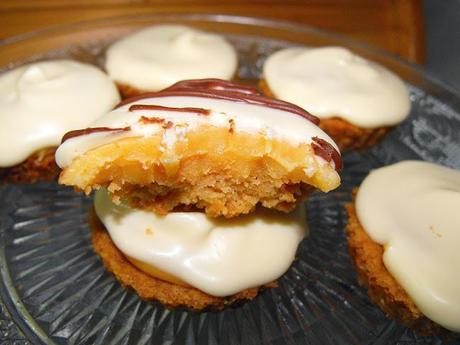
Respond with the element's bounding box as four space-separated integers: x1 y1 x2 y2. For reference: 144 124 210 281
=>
56 79 341 218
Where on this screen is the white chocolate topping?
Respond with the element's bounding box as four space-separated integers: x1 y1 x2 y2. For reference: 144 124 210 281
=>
55 94 338 169
94 188 307 296
356 161 460 332
263 46 411 128
105 25 238 91
0 60 120 167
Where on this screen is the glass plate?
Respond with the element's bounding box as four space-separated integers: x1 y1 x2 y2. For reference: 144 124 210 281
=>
1 13 460 345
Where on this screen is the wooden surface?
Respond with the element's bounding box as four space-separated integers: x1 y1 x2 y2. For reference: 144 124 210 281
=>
0 0 424 64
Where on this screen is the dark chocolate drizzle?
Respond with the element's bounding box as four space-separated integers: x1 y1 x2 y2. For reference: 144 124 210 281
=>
129 104 210 116
61 126 130 144
116 79 319 125
312 137 343 171
63 79 342 171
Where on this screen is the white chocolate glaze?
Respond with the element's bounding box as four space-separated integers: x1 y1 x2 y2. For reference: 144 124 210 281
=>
105 25 238 91
263 46 411 128
356 161 460 332
94 188 307 297
55 95 339 170
0 60 120 167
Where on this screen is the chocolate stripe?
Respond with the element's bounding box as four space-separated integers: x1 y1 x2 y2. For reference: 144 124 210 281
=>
116 79 319 125
312 137 343 171
129 104 210 115
61 126 130 143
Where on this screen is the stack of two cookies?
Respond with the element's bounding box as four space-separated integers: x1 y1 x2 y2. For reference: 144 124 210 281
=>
55 78 342 310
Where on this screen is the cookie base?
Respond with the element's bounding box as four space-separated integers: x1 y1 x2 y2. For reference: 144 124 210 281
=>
346 193 457 338
319 117 391 151
89 208 275 311
0 148 59 184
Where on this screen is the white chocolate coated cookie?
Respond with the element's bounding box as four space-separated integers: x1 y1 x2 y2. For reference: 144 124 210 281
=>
0 60 120 167
94 188 307 297
356 161 460 332
263 46 410 128
105 25 238 91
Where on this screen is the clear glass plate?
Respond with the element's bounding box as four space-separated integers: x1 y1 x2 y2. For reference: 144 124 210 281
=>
0 13 459 345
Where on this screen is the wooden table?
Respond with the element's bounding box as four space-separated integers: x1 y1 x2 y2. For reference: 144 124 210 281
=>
0 0 424 64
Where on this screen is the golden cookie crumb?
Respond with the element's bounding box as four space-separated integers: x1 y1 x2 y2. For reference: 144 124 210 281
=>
0 147 59 183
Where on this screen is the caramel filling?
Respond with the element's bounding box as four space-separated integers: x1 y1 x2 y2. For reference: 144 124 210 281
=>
126 255 190 287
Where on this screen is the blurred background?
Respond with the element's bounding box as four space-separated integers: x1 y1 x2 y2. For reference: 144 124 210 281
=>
423 0 460 91
0 0 458 91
